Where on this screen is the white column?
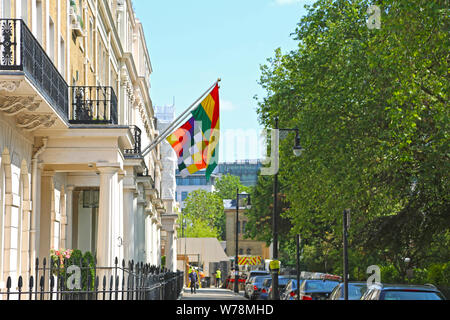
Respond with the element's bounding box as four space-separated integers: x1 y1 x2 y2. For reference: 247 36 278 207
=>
136 195 146 263
161 213 179 272
117 173 124 264
157 221 162 267
144 194 153 265
122 187 135 263
96 165 120 269
166 231 174 271
65 186 74 250
151 215 157 265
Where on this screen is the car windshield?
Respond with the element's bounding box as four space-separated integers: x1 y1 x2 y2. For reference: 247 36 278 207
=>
254 277 270 284
278 278 293 286
305 280 339 292
251 272 269 277
263 279 272 287
288 280 302 290
345 284 367 299
382 290 444 300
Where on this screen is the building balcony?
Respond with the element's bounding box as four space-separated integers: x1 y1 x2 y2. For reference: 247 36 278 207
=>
0 19 69 126
124 125 142 157
0 19 119 129
69 86 118 125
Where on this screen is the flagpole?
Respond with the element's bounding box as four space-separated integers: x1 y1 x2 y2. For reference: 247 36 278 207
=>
141 79 221 157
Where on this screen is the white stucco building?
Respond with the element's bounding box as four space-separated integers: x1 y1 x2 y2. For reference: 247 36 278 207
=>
0 0 178 295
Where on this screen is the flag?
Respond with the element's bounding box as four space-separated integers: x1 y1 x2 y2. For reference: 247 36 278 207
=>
166 84 220 181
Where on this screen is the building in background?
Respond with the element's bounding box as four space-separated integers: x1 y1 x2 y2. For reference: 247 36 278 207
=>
217 160 262 187
175 169 217 210
0 0 175 293
175 160 261 210
177 237 229 285
223 199 270 269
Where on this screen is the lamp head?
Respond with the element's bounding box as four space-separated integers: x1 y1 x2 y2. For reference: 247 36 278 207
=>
293 133 303 157
293 145 304 157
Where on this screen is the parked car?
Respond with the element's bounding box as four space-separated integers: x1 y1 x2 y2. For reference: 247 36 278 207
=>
328 282 368 300
281 279 304 300
360 284 446 300
244 270 269 298
296 279 340 300
257 278 273 300
267 276 296 299
246 275 272 300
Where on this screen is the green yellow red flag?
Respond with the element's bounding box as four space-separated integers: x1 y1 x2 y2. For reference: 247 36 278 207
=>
166 84 220 181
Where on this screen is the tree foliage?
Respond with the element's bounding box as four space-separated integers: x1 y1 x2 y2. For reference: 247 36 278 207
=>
214 174 251 200
251 0 449 280
182 189 224 239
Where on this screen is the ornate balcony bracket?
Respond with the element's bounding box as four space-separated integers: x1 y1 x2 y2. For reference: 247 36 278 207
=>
0 95 41 116
16 113 56 131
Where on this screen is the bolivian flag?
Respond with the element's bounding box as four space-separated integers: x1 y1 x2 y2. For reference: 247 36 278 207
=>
166 84 220 181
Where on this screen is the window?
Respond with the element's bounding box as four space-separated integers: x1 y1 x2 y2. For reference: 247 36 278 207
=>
181 192 188 202
246 248 251 255
53 190 61 249
175 192 178 201
36 0 43 44
89 19 94 63
49 17 55 62
60 37 66 78
1 0 11 18
20 0 28 24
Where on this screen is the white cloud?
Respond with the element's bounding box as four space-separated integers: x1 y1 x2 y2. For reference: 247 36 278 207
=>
220 99 236 111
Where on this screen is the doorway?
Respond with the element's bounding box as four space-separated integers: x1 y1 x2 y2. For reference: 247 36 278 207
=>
72 188 98 254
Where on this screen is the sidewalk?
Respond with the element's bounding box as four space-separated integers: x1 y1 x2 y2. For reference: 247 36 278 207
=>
180 287 248 300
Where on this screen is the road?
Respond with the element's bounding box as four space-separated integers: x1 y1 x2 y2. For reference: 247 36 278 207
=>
180 288 248 300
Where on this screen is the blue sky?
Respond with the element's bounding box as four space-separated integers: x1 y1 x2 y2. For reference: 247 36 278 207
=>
134 0 314 161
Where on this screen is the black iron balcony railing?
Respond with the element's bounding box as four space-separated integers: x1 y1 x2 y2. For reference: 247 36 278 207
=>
69 86 118 124
124 125 142 157
0 19 69 120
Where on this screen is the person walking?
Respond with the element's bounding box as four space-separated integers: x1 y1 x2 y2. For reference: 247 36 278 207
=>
215 269 222 288
189 268 198 294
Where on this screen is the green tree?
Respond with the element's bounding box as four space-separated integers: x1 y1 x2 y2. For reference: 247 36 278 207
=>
214 174 251 200
255 0 449 278
182 189 225 239
184 218 221 238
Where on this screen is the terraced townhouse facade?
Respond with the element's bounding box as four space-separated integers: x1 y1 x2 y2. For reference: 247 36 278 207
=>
0 0 178 292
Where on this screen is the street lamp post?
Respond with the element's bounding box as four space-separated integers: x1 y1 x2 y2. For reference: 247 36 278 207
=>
234 189 251 294
271 117 303 300
296 234 301 301
343 209 350 300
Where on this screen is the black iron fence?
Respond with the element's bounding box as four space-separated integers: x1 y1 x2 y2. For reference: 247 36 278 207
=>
0 257 184 301
69 86 118 124
0 19 69 120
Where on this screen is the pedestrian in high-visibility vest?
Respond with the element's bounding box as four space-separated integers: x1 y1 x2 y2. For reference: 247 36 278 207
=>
215 269 222 288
